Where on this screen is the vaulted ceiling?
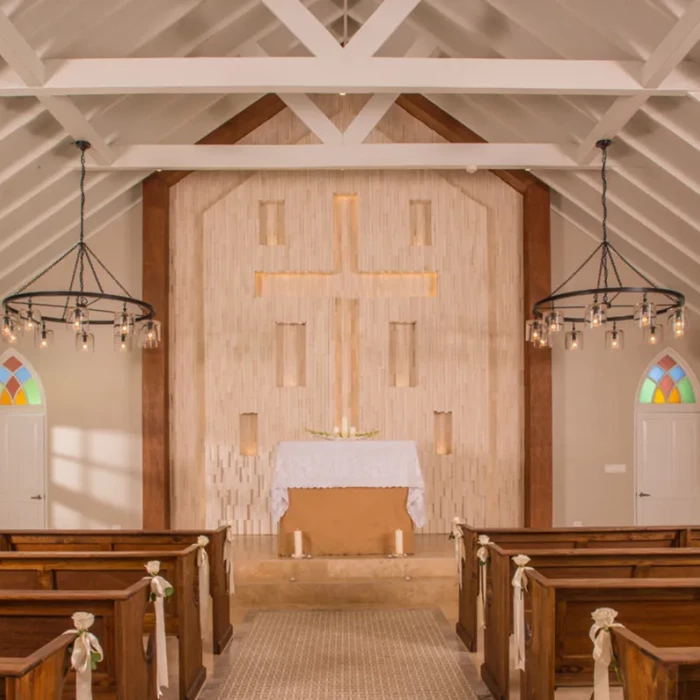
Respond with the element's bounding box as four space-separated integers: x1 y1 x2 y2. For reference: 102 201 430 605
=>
0 0 699 313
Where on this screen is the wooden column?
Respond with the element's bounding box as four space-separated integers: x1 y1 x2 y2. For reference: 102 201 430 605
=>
142 174 170 528
522 182 553 527
397 94 553 526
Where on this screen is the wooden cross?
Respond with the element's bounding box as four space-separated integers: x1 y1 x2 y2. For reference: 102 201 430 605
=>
255 194 438 426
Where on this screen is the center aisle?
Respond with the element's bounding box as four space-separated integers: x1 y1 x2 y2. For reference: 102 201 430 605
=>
199 609 486 700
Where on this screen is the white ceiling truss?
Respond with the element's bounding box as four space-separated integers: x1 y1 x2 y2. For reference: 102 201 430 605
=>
0 0 697 314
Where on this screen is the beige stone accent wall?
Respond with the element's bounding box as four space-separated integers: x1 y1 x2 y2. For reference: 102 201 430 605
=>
170 96 523 533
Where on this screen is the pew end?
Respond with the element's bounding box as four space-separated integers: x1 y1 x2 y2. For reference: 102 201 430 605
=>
612 626 700 700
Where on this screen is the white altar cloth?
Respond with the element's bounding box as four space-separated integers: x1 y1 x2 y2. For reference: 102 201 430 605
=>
271 440 426 527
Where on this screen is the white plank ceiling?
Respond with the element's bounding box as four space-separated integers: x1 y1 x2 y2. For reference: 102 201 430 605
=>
0 0 698 309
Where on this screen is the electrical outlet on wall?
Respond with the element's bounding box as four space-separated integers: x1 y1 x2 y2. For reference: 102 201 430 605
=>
573 521 583 527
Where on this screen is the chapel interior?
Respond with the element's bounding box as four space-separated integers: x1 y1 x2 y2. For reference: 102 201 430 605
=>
0 1 698 699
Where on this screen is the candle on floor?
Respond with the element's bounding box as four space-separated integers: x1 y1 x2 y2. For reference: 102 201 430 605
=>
293 529 303 558
395 529 404 556
341 415 349 436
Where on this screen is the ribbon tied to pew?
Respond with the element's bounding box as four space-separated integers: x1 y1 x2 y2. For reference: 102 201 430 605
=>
589 608 623 700
223 520 236 594
476 534 491 629
64 611 104 700
450 517 466 588
511 554 534 671
197 535 211 640
144 560 174 697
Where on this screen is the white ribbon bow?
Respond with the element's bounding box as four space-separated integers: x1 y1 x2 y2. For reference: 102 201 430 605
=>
144 561 173 697
196 536 210 639
590 608 623 700
222 521 235 594
476 534 491 629
64 612 104 700
511 554 534 671
451 518 466 588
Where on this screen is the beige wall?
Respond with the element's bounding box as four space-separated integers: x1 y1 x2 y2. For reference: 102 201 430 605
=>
170 96 524 533
552 211 700 526
11 205 143 528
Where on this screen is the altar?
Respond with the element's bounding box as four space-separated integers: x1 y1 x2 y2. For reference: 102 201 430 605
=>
272 440 425 556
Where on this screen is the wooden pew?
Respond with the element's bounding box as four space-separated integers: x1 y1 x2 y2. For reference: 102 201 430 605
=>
612 626 700 700
481 546 700 700
0 634 72 700
0 526 232 654
0 547 204 700
524 573 700 700
457 523 700 652
0 579 157 699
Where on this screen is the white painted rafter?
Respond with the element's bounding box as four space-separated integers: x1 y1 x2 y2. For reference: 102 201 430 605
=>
84 142 600 171
261 0 343 56
0 57 697 96
576 0 700 162
0 9 113 165
344 0 421 57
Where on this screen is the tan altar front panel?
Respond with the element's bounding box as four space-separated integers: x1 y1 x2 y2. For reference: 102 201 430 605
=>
170 95 524 534
278 488 416 556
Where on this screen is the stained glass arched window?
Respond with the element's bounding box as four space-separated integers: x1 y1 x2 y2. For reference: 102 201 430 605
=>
0 355 42 406
639 354 696 404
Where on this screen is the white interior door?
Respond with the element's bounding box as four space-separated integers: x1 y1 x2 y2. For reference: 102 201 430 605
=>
0 414 46 528
636 411 700 525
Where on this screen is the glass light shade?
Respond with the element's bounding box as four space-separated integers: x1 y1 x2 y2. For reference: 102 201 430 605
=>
75 330 94 353
545 310 564 333
1 310 17 339
114 311 135 337
67 304 89 332
21 306 41 333
584 301 608 328
669 307 687 339
537 331 552 349
565 328 583 350
114 330 133 352
634 300 657 328
139 320 161 350
35 327 54 349
643 323 664 346
605 326 624 350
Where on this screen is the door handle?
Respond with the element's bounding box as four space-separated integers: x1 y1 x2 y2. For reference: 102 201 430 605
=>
30 495 43 500
637 492 651 498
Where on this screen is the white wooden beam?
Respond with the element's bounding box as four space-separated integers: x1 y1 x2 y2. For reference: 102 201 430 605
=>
342 36 437 145
0 9 43 85
576 0 700 162
344 0 421 57
0 57 696 96
83 142 604 171
0 10 114 164
261 0 342 56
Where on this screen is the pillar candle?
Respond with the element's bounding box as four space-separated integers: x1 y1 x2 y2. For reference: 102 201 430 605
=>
341 416 349 436
293 529 303 558
349 426 356 437
395 529 404 556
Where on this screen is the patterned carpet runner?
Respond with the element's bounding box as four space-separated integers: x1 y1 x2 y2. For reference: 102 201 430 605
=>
203 609 480 699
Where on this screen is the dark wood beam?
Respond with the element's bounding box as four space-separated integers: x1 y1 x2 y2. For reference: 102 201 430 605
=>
522 182 553 527
398 93 553 527
142 174 170 529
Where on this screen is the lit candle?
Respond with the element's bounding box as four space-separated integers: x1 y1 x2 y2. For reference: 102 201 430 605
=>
293 529 303 558
395 529 404 556
341 416 349 437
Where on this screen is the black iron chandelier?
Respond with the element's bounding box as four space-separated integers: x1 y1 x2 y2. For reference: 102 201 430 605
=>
1 140 160 352
526 139 686 351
